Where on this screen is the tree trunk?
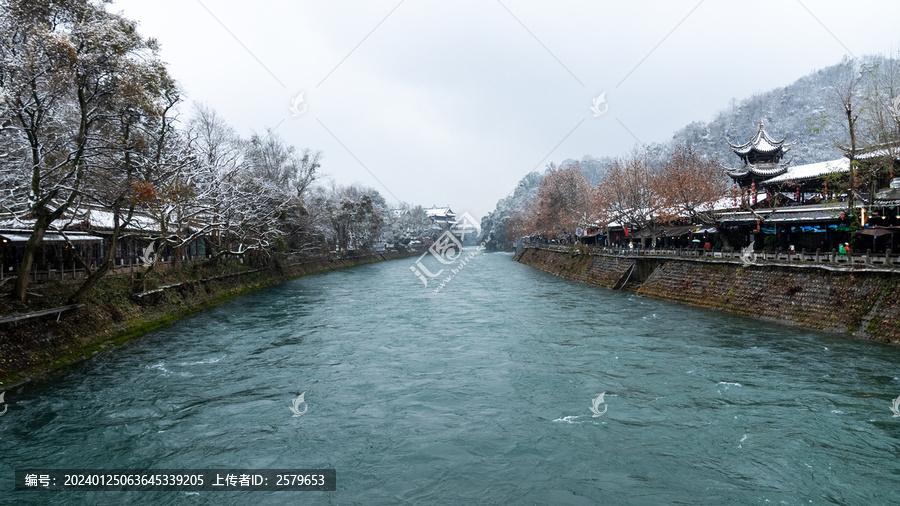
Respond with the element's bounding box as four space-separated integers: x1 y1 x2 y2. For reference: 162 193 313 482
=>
846 105 858 210
173 244 184 268
67 246 114 303
139 260 157 292
67 234 117 303
13 216 50 303
68 211 123 303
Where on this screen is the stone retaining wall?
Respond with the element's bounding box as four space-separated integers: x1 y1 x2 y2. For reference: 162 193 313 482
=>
515 247 635 289
515 247 900 344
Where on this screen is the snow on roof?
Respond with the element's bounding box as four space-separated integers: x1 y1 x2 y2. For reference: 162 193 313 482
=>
717 203 849 223
0 231 101 243
856 147 900 161
425 206 454 217
0 215 33 229
734 134 777 154
710 196 739 211
762 157 849 184
0 208 163 234
727 122 795 155
82 209 159 231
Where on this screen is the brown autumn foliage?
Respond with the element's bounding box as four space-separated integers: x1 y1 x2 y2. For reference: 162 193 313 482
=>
506 211 527 242
593 145 727 246
132 181 159 204
656 144 729 225
518 145 727 245
524 164 596 236
595 148 661 244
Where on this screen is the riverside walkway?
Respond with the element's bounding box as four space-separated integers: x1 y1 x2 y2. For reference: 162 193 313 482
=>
523 244 900 272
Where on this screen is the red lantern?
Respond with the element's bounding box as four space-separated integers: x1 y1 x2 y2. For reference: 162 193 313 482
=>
751 182 757 206
756 220 761 232
624 226 629 237
795 186 800 201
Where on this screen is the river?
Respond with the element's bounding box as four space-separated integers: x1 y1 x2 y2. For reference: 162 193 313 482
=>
2 251 900 504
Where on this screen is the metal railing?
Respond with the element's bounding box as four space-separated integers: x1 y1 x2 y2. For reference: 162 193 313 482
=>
0 254 217 286
1 246 428 287
523 244 900 268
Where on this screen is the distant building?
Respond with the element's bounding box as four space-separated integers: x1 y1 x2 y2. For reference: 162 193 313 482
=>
424 206 456 225
424 206 456 238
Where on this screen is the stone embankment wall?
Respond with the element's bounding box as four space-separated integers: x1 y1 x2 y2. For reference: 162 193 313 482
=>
515 247 900 344
515 247 636 289
0 249 421 388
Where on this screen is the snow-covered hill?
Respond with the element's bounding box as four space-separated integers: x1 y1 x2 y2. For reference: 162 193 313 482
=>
482 55 893 249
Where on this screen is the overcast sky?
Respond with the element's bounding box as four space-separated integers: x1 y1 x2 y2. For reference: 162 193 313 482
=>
110 0 900 219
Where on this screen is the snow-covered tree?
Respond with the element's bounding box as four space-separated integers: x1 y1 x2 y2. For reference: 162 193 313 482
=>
656 145 728 225
480 170 543 250
310 183 386 251
524 163 596 238
384 202 431 245
595 147 664 247
0 0 175 302
69 73 183 301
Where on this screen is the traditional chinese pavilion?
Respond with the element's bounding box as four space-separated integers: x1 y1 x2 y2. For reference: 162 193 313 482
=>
716 122 861 252
724 121 797 188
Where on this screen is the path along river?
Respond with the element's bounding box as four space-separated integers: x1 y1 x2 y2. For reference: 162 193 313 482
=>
2 251 900 504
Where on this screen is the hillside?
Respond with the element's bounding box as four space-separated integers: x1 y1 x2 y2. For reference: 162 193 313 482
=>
482 56 887 249
672 62 854 165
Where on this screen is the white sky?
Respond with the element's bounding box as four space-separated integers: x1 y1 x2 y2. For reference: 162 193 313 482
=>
110 0 900 219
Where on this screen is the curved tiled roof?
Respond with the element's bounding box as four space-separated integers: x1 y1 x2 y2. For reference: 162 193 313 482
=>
726 121 796 156
762 157 850 184
857 187 900 206
724 161 791 179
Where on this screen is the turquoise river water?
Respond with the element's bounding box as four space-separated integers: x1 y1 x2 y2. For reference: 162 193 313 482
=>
2 251 900 504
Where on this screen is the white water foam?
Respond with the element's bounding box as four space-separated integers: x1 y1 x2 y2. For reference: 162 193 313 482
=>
146 363 191 377
147 363 172 376
179 356 223 366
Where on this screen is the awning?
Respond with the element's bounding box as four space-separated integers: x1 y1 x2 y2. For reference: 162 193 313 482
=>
0 232 102 243
854 228 895 237
766 210 844 222
719 209 843 224
632 229 659 239
660 225 695 237
657 226 717 237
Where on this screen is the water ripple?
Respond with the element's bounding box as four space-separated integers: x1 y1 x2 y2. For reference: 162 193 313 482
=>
2 252 900 503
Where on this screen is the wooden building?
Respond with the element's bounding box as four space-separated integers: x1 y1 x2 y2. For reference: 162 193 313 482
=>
718 122 856 252
724 121 797 188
